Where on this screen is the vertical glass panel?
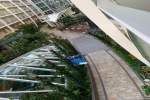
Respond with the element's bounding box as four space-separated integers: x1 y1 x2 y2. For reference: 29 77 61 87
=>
91 0 97 5
128 30 150 62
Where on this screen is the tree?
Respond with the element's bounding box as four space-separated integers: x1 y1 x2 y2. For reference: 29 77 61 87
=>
71 6 80 14
17 24 40 34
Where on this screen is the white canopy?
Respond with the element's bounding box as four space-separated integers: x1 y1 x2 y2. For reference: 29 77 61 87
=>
48 13 60 22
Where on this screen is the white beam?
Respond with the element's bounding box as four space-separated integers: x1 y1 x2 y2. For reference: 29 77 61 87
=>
0 3 25 24
69 0 150 65
0 19 14 32
21 57 43 61
0 75 62 77
8 65 56 72
31 52 51 54
9 63 65 67
10 64 42 67
0 77 65 86
0 90 53 94
48 60 61 63
22 56 59 60
0 77 39 83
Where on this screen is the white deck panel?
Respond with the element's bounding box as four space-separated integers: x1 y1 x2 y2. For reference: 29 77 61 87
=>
97 1 150 44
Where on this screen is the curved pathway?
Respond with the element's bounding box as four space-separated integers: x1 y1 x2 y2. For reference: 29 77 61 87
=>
71 34 145 100
41 25 146 100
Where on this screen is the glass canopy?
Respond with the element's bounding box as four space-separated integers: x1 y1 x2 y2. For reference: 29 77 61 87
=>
0 44 65 99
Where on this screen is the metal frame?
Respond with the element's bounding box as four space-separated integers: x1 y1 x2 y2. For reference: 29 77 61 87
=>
0 90 54 94
8 65 56 72
0 77 65 86
0 75 63 77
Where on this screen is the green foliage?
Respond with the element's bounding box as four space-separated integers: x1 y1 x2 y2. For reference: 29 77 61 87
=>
26 31 48 41
0 27 49 66
0 32 19 42
62 20 80 29
71 6 80 14
90 31 150 96
51 38 78 56
17 24 40 34
50 38 91 99
59 16 73 22
20 37 92 100
142 85 150 96
22 92 63 100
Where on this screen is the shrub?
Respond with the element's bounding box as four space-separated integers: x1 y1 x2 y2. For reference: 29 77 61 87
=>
17 24 40 34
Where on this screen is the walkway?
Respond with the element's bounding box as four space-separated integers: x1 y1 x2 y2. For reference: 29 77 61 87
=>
41 25 146 100
71 35 108 55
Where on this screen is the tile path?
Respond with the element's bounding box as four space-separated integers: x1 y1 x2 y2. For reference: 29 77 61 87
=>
85 55 107 100
107 50 144 92
71 35 108 55
88 51 144 100
41 25 146 100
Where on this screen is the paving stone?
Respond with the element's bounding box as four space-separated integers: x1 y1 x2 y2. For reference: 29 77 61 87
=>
71 35 109 55
88 50 144 100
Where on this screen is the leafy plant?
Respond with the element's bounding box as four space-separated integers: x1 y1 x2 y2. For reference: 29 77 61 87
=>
142 85 150 96
21 36 92 100
0 25 49 66
17 24 40 34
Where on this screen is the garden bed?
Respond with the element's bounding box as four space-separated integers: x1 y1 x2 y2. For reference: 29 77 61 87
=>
21 35 92 100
